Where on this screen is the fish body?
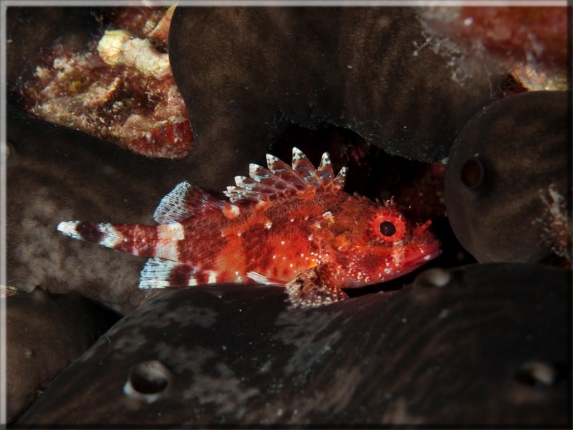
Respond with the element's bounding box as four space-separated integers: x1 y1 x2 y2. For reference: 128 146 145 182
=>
58 148 441 307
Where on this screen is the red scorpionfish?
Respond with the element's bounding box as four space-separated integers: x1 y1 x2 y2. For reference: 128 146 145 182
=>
58 148 441 307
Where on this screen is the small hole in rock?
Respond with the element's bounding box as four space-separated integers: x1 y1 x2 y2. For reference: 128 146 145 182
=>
514 361 564 388
413 267 452 289
128 360 170 395
460 158 484 189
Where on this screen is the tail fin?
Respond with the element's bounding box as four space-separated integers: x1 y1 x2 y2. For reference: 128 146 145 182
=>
57 221 162 258
58 221 121 247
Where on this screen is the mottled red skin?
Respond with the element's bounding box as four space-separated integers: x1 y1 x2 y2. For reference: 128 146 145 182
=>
59 150 441 306
96 186 440 290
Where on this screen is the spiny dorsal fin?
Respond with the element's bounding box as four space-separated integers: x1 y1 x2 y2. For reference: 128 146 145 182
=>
223 147 347 203
154 181 224 224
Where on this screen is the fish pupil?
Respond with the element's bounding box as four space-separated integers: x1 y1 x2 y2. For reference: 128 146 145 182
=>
380 221 396 237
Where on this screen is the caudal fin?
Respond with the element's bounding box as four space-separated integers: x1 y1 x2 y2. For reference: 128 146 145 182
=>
57 221 123 247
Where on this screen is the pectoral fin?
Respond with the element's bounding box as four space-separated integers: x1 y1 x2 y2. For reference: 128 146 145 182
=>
285 265 349 308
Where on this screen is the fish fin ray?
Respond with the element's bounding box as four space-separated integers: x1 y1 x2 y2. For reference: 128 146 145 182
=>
139 257 202 289
285 266 349 308
292 147 321 187
247 271 284 285
317 152 335 184
154 181 222 224
224 148 346 203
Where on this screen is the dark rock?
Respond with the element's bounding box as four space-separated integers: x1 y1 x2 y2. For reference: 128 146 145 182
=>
6 107 189 313
168 7 508 187
6 288 120 423
444 91 570 264
15 264 570 426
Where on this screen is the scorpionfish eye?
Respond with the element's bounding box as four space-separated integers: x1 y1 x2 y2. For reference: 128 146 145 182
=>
380 221 396 236
370 210 406 243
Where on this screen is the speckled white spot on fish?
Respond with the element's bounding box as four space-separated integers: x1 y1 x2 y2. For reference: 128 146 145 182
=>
98 223 122 248
207 271 217 283
322 211 334 223
158 222 184 240
223 204 241 220
155 240 179 261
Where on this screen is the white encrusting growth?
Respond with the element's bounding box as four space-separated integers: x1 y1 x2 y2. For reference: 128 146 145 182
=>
97 29 171 79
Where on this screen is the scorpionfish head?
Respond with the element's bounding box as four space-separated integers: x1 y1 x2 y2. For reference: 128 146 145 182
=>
318 195 442 288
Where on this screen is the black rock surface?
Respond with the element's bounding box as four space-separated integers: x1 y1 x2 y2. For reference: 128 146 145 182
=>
168 7 508 188
445 91 570 264
15 264 570 426
6 288 120 423
6 107 188 314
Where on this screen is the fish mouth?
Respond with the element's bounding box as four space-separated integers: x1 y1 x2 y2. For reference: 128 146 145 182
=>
407 241 442 267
